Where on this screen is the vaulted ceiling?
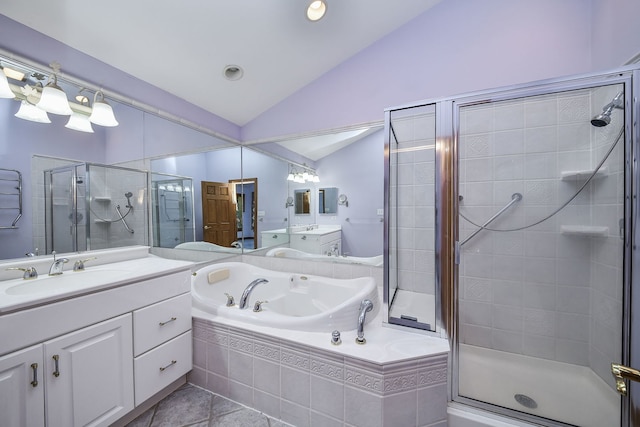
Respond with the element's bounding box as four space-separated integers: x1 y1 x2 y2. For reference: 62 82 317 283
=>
1 1 441 126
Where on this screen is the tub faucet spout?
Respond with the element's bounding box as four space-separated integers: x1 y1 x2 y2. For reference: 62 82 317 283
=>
239 278 269 309
356 299 374 344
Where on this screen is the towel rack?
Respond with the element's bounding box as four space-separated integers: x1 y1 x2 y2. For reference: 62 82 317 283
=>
0 168 23 229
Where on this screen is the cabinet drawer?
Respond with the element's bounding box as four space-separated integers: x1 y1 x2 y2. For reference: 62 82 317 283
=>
134 331 192 406
133 293 191 356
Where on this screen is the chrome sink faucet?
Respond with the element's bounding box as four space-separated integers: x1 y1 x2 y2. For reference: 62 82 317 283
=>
48 251 69 276
355 299 374 344
238 278 269 309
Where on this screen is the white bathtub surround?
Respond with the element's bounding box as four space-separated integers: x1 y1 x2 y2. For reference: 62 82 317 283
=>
190 310 449 427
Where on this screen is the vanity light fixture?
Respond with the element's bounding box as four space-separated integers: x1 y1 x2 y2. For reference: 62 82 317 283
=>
0 66 15 98
65 91 94 133
36 62 73 115
14 85 50 123
307 0 327 21
15 99 51 123
89 90 119 127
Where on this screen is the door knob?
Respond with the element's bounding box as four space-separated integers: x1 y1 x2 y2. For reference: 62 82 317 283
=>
611 362 640 395
204 225 212 230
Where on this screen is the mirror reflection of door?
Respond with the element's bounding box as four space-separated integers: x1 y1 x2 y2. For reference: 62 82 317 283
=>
229 178 258 250
201 181 237 247
294 189 311 215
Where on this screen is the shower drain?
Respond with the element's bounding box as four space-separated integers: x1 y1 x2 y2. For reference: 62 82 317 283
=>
514 394 538 409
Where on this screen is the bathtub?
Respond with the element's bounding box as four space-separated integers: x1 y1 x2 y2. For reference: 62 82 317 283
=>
265 247 383 266
175 241 242 253
191 262 379 332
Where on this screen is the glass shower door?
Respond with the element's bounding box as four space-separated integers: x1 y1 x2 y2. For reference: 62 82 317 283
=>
386 104 438 332
455 82 627 426
45 164 86 254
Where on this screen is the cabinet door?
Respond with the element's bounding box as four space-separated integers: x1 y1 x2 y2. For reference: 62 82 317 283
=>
0 344 45 427
44 314 134 427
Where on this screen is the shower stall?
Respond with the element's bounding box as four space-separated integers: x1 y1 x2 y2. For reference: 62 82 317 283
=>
151 173 195 248
385 66 637 426
45 163 148 254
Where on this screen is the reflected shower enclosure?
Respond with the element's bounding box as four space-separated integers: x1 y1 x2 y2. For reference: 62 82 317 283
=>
151 173 195 248
44 163 148 254
385 70 632 427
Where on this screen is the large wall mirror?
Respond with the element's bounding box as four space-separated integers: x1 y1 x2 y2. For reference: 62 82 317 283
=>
0 51 385 266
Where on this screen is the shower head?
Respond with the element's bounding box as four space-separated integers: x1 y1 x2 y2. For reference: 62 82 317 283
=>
124 191 133 208
591 91 623 127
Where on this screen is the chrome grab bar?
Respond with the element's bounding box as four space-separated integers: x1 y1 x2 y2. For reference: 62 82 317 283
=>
460 192 522 246
115 205 135 234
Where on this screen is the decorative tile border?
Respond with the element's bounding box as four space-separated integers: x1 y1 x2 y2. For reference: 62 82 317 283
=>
192 318 449 425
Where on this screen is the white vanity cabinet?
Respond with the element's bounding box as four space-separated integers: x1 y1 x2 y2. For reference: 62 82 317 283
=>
44 314 134 427
290 229 341 255
0 315 133 427
0 254 193 427
0 344 45 427
132 293 192 405
260 229 289 248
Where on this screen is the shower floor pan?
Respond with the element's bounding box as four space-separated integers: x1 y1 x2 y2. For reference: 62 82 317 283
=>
459 344 619 427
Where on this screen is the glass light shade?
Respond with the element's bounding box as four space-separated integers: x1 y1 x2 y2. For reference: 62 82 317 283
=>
0 70 15 98
89 100 119 127
287 173 295 181
37 80 73 115
15 100 51 123
65 112 94 133
312 175 320 183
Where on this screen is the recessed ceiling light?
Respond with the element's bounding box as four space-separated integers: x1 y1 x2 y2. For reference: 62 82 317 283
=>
223 65 244 81
307 0 327 21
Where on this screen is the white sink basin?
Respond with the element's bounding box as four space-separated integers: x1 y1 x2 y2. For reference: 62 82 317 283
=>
5 269 130 296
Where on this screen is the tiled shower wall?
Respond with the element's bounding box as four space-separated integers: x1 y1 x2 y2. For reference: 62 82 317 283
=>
388 108 436 296
458 85 624 386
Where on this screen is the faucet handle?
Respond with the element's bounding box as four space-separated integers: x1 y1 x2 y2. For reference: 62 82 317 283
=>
73 257 97 271
6 266 38 280
253 300 268 312
224 293 235 307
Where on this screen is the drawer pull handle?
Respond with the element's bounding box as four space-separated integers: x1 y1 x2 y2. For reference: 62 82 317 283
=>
30 363 38 387
159 317 177 326
52 355 60 377
160 360 177 372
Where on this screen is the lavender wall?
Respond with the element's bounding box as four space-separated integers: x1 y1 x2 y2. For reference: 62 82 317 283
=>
591 0 640 69
315 130 385 256
242 0 595 141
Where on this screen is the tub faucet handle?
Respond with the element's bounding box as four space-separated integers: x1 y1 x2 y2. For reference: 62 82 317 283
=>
331 330 342 345
224 293 235 307
253 300 268 312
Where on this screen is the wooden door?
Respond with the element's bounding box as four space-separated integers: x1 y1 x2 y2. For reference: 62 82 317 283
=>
201 181 237 247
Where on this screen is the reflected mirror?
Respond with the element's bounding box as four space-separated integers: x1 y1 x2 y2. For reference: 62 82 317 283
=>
318 187 338 214
294 189 311 215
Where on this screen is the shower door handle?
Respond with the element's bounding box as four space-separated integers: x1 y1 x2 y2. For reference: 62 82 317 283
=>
611 363 640 395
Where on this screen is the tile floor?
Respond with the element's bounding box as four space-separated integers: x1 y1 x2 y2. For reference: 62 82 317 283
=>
126 383 291 427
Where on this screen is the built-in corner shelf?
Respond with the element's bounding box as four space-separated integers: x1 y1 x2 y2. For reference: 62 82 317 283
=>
93 196 111 202
93 219 111 224
560 167 607 181
560 225 609 237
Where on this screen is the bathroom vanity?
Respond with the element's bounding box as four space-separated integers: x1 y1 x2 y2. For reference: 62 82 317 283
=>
0 246 193 427
289 225 342 255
